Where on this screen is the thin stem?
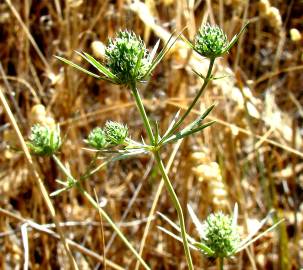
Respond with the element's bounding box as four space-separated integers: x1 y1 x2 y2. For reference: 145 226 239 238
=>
130 82 154 144
154 151 194 270
219 257 224 270
52 155 151 270
160 57 216 143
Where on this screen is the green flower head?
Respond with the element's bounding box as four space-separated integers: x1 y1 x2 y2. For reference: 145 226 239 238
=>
104 121 128 146
203 212 240 258
195 23 228 58
28 124 61 156
105 30 151 84
86 127 107 150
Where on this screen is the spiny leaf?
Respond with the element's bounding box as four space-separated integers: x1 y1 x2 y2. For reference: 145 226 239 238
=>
224 21 249 53
182 104 215 133
180 34 195 50
144 30 181 76
76 51 119 81
149 39 160 63
55 55 101 79
163 121 216 145
163 110 181 139
193 242 215 257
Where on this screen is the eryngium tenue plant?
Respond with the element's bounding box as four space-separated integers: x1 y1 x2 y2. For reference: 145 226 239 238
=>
52 24 248 269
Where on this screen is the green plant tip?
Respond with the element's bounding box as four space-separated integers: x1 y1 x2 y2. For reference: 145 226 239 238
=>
203 212 240 258
195 23 228 58
87 127 107 149
105 30 150 84
28 124 61 156
104 121 128 146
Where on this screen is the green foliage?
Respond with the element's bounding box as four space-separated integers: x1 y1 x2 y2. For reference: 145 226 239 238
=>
203 212 240 258
86 127 107 150
28 124 61 156
195 23 228 58
104 121 128 146
105 30 151 84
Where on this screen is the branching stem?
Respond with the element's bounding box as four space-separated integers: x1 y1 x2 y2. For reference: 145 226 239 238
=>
160 57 215 143
129 81 194 269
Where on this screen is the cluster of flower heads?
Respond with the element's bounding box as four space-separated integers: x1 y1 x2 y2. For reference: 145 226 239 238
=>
105 30 151 84
28 124 61 156
57 22 247 88
27 121 128 155
86 121 128 150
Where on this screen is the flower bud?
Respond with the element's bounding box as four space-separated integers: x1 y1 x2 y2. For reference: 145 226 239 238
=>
105 30 150 84
87 127 107 150
195 23 228 58
203 212 240 258
28 124 61 156
104 121 128 145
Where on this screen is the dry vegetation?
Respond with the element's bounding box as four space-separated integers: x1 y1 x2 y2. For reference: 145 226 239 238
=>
0 0 303 269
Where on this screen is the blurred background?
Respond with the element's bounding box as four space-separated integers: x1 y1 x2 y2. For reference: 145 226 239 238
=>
0 0 302 269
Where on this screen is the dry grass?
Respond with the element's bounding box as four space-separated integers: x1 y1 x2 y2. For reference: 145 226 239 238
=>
0 0 303 269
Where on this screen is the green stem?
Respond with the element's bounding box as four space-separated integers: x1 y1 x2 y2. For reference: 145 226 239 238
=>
130 82 194 269
219 257 224 270
52 155 151 270
160 57 215 143
130 82 154 144
154 151 194 270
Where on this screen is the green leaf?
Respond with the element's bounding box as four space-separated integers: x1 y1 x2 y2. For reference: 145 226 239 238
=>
162 110 181 138
182 104 215 133
76 51 120 82
192 69 206 80
111 149 146 162
50 188 68 197
55 179 68 186
154 120 160 144
193 242 215 257
55 55 101 79
223 21 249 53
212 74 232 80
180 34 195 50
163 121 215 145
143 30 182 76
149 39 160 63
157 226 198 250
157 212 197 244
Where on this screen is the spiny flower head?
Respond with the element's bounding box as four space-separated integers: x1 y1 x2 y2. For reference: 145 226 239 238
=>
86 127 107 150
28 124 61 156
104 121 128 146
195 23 228 58
160 203 283 261
202 212 240 258
105 30 150 84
